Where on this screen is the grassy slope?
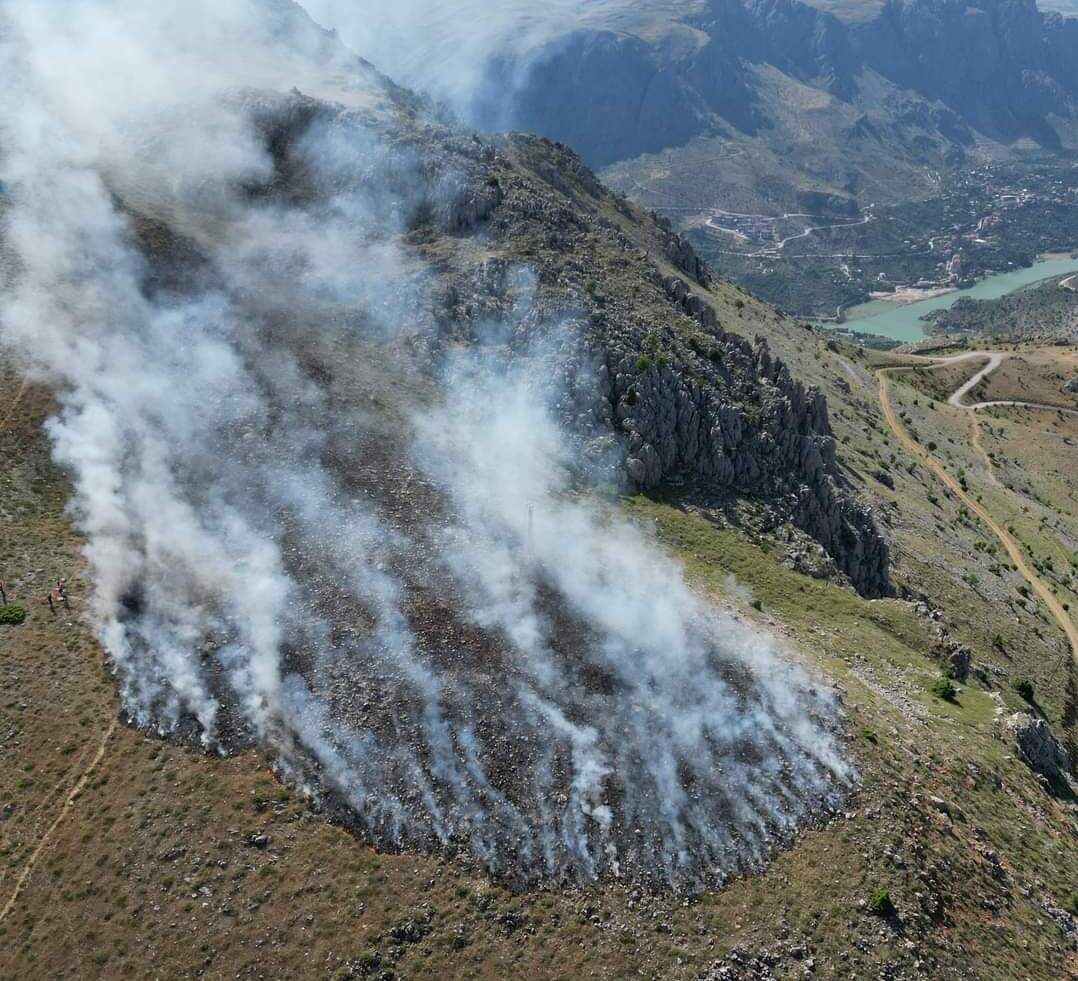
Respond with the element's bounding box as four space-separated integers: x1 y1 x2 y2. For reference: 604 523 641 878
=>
5 335 1078 979
3 171 1078 975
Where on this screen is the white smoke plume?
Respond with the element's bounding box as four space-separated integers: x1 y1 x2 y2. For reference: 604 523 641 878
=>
297 0 699 126
0 0 851 888
298 0 588 121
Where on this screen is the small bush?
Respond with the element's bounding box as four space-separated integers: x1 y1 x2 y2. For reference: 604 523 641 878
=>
866 887 893 916
635 355 652 372
0 604 27 626
750 599 763 612
1014 679 1035 703
929 676 957 702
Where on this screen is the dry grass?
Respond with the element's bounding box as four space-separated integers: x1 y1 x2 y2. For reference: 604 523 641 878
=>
5 337 1078 980
968 345 1078 408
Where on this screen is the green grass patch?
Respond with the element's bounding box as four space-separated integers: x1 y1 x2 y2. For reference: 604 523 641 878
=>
866 887 893 916
624 494 931 670
0 604 27 625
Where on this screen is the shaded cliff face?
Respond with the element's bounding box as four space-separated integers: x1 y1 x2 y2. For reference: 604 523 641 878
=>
472 0 1078 177
857 0 1078 146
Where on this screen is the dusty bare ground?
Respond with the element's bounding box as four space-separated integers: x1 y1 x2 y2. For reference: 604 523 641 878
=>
968 345 1078 408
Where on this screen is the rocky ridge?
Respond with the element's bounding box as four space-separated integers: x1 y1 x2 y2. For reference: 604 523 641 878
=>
208 91 891 596
429 130 891 595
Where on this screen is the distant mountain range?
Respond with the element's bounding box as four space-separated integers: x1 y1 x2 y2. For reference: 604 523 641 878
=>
463 0 1078 214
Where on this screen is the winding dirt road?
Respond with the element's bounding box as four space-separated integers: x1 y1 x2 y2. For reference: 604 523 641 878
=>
877 352 1078 661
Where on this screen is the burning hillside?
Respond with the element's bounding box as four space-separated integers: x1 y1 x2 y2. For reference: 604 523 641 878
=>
0 0 872 889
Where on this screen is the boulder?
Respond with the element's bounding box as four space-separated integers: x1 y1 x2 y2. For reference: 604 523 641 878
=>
947 644 972 682
1003 713 1074 791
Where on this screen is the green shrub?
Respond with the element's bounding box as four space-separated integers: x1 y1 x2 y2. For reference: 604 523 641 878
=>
1014 679 1035 703
929 676 957 702
866 887 893 916
635 355 652 372
0 604 27 626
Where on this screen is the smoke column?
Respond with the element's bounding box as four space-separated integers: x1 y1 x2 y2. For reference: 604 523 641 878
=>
297 0 701 126
0 0 851 889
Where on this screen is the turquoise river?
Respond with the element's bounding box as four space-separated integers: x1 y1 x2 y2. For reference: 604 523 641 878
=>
834 255 1078 343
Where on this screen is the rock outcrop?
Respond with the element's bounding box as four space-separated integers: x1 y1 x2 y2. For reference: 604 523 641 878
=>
1002 712 1074 792
429 131 891 596
133 90 892 598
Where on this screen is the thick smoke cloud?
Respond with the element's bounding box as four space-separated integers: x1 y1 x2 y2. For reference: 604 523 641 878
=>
297 0 698 127
298 0 590 120
0 0 850 888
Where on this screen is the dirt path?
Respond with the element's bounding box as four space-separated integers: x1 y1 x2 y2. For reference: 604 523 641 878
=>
946 352 1005 408
966 413 1001 488
877 360 1078 662
0 720 118 923
0 379 29 432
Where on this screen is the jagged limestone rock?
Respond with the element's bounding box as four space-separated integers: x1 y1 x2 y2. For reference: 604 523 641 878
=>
1002 713 1074 791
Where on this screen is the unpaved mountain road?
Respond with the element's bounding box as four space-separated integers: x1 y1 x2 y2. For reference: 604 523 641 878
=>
945 350 1078 416
877 351 1078 662
945 351 1006 408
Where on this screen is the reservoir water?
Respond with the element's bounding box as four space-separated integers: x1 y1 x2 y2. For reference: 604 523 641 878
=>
834 255 1078 343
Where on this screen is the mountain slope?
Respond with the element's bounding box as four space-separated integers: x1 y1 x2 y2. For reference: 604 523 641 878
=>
5 4 1078 979
0 0 887 898
484 0 1078 207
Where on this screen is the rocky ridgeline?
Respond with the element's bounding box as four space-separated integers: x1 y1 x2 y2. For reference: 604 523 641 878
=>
438 132 890 597
169 91 891 598
494 0 1078 169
